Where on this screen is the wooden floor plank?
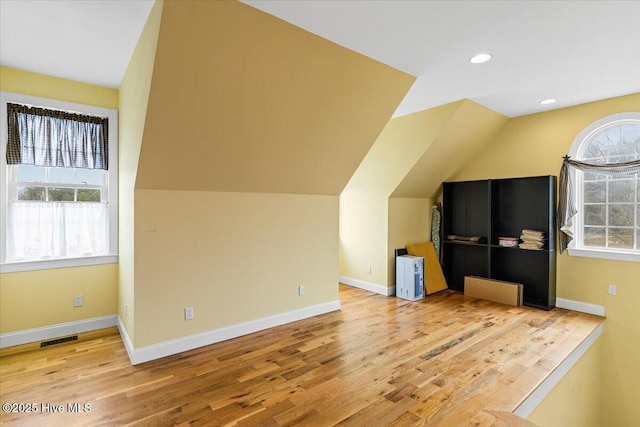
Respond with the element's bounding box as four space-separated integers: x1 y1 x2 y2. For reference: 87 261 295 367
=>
0 285 602 426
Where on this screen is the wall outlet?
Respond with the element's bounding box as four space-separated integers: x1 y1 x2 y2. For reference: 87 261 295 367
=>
608 284 617 296
125 303 128 317
74 295 83 307
185 307 194 320
298 285 305 296
367 265 372 274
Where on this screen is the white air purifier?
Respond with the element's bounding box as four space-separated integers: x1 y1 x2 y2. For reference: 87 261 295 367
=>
395 255 425 301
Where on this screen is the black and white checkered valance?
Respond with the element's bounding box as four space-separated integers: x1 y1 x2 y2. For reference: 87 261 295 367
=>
6 103 109 170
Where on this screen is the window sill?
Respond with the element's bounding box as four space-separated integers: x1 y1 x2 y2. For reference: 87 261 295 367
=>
0 255 118 273
567 247 639 263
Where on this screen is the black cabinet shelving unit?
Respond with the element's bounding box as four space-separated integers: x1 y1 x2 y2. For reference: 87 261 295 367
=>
442 176 557 310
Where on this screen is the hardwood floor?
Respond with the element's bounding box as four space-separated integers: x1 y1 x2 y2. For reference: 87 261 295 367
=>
0 285 603 426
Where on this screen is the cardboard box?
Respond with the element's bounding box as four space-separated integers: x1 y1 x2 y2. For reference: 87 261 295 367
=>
464 276 523 307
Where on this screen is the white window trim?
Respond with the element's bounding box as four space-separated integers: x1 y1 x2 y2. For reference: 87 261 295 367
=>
0 91 118 273
566 112 640 263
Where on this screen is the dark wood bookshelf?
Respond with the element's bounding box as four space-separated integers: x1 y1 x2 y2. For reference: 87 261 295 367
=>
442 176 557 310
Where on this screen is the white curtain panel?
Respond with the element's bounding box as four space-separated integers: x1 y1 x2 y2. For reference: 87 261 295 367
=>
7 201 108 261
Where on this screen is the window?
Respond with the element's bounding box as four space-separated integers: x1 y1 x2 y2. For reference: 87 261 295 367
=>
565 112 640 262
1 92 118 272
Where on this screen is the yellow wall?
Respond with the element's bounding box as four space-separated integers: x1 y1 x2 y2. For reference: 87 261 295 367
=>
133 190 339 346
0 67 119 333
118 0 164 345
339 193 390 286
136 0 413 195
0 265 118 333
527 338 602 427
125 0 411 348
388 198 432 285
452 93 640 426
0 66 118 109
340 100 506 289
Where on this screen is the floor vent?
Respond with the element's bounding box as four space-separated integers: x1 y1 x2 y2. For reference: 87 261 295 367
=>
40 335 78 348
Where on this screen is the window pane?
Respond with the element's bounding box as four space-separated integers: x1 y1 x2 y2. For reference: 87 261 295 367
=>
584 181 606 203
584 136 610 159
18 165 45 182
608 204 634 227
17 186 46 201
608 179 635 202
608 152 637 163
48 187 75 201
77 168 102 185
584 204 606 226
584 172 607 181
622 124 640 145
608 228 634 249
77 188 101 202
49 167 75 184
584 227 606 247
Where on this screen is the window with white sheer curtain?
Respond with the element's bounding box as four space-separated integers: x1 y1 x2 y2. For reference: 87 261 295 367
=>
1 92 118 272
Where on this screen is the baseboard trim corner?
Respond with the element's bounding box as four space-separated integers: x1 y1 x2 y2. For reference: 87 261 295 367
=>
0 315 118 348
122 300 341 365
339 275 394 296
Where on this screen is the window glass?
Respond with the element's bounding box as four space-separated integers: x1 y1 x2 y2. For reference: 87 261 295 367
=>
608 179 635 202
584 181 606 203
584 204 606 226
609 228 634 249
584 227 605 247
49 167 76 183
623 124 640 144
77 168 101 185
77 188 101 202
574 114 640 256
17 186 45 201
48 187 75 201
17 164 45 182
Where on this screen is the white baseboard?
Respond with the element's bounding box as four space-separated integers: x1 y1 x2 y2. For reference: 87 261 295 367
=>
0 315 118 348
556 298 605 317
119 300 341 365
514 322 603 417
339 275 394 296
116 317 135 363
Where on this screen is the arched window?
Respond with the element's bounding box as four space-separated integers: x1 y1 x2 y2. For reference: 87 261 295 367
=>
562 112 640 262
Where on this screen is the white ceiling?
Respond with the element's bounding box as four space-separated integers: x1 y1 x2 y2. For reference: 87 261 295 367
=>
1 1 638 118
0 0 155 89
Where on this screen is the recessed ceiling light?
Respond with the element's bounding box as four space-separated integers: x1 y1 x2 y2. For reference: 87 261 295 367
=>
470 53 492 64
540 98 557 105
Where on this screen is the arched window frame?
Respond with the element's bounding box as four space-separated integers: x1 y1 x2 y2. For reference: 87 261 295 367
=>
567 112 640 262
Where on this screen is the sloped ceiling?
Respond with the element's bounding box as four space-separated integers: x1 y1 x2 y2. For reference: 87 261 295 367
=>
134 0 414 195
343 99 507 200
342 101 464 197
391 100 509 198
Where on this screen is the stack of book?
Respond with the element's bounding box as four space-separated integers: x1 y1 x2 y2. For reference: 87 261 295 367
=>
519 229 546 250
